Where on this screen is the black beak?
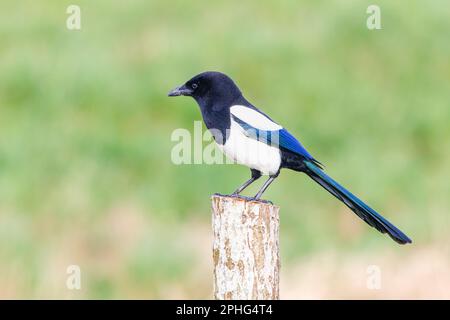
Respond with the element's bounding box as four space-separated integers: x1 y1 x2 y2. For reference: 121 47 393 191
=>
168 84 193 97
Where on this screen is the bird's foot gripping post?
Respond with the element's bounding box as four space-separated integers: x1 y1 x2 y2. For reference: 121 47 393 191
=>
211 194 280 300
225 193 273 205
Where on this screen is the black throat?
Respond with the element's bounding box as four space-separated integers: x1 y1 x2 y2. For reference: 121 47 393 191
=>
194 92 244 145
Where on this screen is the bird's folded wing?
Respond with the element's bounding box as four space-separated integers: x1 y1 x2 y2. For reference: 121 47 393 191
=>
230 106 318 163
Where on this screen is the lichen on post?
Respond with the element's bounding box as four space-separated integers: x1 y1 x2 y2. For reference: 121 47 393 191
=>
211 194 280 300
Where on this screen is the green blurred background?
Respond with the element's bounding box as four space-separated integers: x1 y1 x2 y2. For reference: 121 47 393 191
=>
0 0 449 299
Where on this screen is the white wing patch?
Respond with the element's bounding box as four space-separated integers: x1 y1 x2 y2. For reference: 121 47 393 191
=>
230 105 282 131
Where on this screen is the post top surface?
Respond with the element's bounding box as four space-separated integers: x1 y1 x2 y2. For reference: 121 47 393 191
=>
211 193 279 209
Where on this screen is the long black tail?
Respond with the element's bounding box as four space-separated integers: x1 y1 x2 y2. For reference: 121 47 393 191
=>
304 160 412 244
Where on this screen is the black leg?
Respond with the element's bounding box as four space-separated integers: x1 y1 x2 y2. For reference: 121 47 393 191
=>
232 169 262 195
254 171 280 200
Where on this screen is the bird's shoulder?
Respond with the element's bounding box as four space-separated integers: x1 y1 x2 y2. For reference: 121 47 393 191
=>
229 103 282 131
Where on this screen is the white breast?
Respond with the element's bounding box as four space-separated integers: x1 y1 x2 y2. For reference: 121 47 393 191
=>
217 120 281 175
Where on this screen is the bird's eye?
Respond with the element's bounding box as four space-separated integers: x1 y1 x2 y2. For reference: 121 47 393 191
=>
191 83 198 89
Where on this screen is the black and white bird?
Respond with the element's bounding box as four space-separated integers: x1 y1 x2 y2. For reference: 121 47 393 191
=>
168 71 411 244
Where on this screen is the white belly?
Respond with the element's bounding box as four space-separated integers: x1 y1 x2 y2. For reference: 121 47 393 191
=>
217 122 281 175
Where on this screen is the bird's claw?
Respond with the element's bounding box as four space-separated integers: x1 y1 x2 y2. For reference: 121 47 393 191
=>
250 198 273 205
214 193 273 205
231 194 253 201
243 195 273 205
214 192 246 199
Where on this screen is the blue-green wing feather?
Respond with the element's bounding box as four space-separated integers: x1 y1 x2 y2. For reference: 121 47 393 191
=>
232 114 320 164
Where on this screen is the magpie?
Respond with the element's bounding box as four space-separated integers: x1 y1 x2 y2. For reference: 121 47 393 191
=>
168 71 411 244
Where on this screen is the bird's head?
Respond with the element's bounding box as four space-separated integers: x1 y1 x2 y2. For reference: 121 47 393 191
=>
168 71 242 107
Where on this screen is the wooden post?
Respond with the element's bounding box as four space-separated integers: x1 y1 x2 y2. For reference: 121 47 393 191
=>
211 194 280 300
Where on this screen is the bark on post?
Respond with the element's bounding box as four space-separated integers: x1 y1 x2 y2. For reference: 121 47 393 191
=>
211 194 280 300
